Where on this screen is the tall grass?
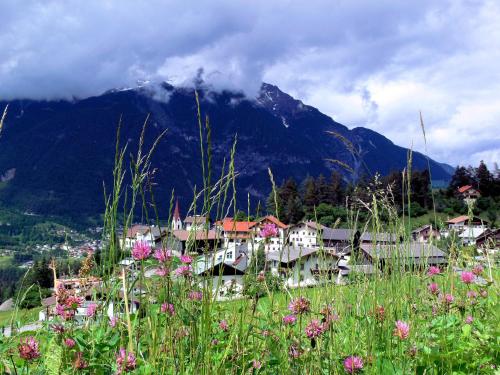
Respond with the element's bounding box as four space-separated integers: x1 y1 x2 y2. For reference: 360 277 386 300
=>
0 100 498 374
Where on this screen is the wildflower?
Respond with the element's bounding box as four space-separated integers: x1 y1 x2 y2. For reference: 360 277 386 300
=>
460 271 475 284
428 282 439 295
51 324 65 334
432 306 438 316
161 303 175 316
18 336 40 361
480 289 488 298
288 344 303 359
467 290 478 301
343 356 363 374
394 320 410 340
288 296 311 315
408 344 418 358
283 314 297 325
116 348 137 374
156 267 169 277
443 293 454 304
472 264 484 276
427 266 441 276
132 241 151 260
73 351 88 370
174 265 192 277
256 271 266 282
211 339 219 346
109 316 118 328
375 305 385 321
260 223 278 238
219 320 229 332
188 290 203 301
305 319 324 339
154 248 172 263
86 303 98 318
64 338 76 348
252 359 262 369
465 315 474 324
180 254 193 264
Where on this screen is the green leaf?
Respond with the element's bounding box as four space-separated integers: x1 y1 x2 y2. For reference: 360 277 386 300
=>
44 338 62 375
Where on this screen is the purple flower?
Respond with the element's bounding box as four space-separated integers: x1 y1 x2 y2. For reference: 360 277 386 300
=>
343 356 363 374
18 337 40 361
219 320 229 332
132 241 151 261
260 223 278 238
288 296 311 315
73 351 88 370
174 265 192 277
428 282 439 295
288 344 303 359
472 264 484 276
156 267 169 277
394 320 410 340
86 303 98 318
461 271 475 284
443 293 454 304
252 359 262 369
305 319 324 339
154 248 172 263
180 255 193 264
188 290 203 301
427 266 441 276
116 348 137 374
480 289 488 298
161 303 175 316
283 314 297 326
109 316 118 328
64 338 76 348
465 315 474 324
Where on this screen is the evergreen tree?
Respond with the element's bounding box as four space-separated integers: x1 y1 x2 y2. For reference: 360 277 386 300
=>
328 171 344 205
316 174 329 204
448 166 474 195
476 161 494 197
302 176 318 212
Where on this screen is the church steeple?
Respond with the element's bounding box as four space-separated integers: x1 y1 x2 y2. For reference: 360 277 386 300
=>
172 199 182 230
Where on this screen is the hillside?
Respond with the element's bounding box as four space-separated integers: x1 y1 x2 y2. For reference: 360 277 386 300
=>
0 82 452 221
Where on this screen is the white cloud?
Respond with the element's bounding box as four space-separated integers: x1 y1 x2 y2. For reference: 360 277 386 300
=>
0 0 499 166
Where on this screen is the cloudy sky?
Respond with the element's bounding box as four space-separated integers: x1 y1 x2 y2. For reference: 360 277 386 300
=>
1 0 499 168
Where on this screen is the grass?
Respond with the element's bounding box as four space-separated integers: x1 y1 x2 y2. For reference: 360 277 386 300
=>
0 308 41 327
0 256 13 267
0 104 498 374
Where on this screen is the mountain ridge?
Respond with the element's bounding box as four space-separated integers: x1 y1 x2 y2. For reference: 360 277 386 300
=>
0 82 452 221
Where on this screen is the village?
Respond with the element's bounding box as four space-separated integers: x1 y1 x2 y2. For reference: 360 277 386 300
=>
17 183 496 330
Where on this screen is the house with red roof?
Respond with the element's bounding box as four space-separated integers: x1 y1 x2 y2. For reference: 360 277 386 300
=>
446 215 487 231
457 185 481 201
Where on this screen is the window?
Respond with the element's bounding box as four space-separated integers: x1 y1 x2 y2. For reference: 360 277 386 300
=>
300 262 305 271
226 251 233 259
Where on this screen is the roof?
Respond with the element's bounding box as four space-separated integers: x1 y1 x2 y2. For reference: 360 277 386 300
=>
458 227 488 239
266 246 337 263
221 220 257 232
184 216 207 224
458 185 474 193
172 230 217 241
361 232 397 243
288 221 324 231
446 215 486 225
321 228 353 241
194 254 248 275
411 224 432 234
126 225 150 238
252 215 288 229
361 243 446 261
173 199 180 220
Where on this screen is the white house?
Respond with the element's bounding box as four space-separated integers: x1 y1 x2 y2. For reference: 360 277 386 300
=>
251 215 288 252
267 246 338 287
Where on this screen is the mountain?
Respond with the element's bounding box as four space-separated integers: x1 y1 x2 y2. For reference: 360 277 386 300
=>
0 82 452 222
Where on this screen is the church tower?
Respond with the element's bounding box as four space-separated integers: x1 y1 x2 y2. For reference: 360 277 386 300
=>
172 199 183 230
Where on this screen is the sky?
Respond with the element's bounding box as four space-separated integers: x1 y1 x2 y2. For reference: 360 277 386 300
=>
1 0 499 168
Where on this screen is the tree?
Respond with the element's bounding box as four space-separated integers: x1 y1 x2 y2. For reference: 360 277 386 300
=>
448 166 474 195
476 161 494 197
316 174 329 204
328 171 344 205
302 176 318 213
